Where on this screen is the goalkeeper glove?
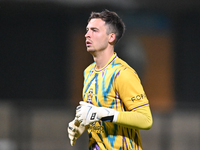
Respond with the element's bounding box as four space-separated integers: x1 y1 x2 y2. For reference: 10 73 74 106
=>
67 119 87 146
76 101 119 126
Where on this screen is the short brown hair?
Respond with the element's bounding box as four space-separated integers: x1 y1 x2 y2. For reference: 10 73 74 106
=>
88 9 125 44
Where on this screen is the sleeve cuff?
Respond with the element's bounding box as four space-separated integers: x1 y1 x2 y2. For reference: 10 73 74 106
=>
113 111 119 122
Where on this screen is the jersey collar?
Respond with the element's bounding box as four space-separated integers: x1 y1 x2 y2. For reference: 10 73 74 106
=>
94 53 117 72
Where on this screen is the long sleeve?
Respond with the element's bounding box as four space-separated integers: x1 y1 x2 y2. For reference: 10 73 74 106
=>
114 62 153 130
115 105 153 130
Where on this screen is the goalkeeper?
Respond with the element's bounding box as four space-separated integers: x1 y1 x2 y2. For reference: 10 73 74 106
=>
68 9 153 150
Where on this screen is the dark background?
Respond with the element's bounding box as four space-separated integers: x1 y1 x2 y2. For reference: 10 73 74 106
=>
0 1 200 150
1 1 200 107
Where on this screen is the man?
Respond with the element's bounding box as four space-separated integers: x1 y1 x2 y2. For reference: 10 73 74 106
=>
68 10 153 150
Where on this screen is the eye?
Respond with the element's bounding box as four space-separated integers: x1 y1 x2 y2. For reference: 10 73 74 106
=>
86 29 89 33
91 28 99 32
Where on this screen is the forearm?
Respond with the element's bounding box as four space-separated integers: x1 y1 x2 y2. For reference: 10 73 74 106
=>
76 101 153 130
114 106 153 130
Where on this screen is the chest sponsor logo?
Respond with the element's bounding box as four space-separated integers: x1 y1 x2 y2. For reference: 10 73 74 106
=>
88 123 104 133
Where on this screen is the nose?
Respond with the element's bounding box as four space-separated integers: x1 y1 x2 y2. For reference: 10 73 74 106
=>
85 30 90 38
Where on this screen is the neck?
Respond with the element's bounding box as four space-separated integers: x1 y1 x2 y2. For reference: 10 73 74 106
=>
92 49 114 70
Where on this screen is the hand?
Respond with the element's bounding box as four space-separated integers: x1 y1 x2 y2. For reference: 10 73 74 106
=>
76 101 117 126
67 119 86 146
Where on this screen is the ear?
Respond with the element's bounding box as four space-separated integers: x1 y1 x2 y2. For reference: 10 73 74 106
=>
108 33 116 44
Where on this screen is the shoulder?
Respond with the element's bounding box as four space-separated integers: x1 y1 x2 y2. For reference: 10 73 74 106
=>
114 57 141 84
84 62 95 76
115 57 139 77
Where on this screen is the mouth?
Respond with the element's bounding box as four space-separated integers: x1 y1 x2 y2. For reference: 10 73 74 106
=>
86 40 92 47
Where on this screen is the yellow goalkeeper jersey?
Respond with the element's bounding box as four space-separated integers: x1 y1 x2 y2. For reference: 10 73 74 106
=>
82 53 151 150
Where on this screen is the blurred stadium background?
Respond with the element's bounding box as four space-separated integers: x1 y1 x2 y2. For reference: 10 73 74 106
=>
0 0 200 150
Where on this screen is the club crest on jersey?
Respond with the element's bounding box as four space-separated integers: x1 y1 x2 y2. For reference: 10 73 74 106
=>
87 88 93 103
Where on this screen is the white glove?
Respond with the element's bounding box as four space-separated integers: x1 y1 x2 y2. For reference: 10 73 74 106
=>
76 101 119 126
68 119 86 146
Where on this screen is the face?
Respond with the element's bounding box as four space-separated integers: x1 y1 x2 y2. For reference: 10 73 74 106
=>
85 18 110 53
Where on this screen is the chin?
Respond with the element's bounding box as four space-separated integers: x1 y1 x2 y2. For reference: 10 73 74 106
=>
87 48 95 52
